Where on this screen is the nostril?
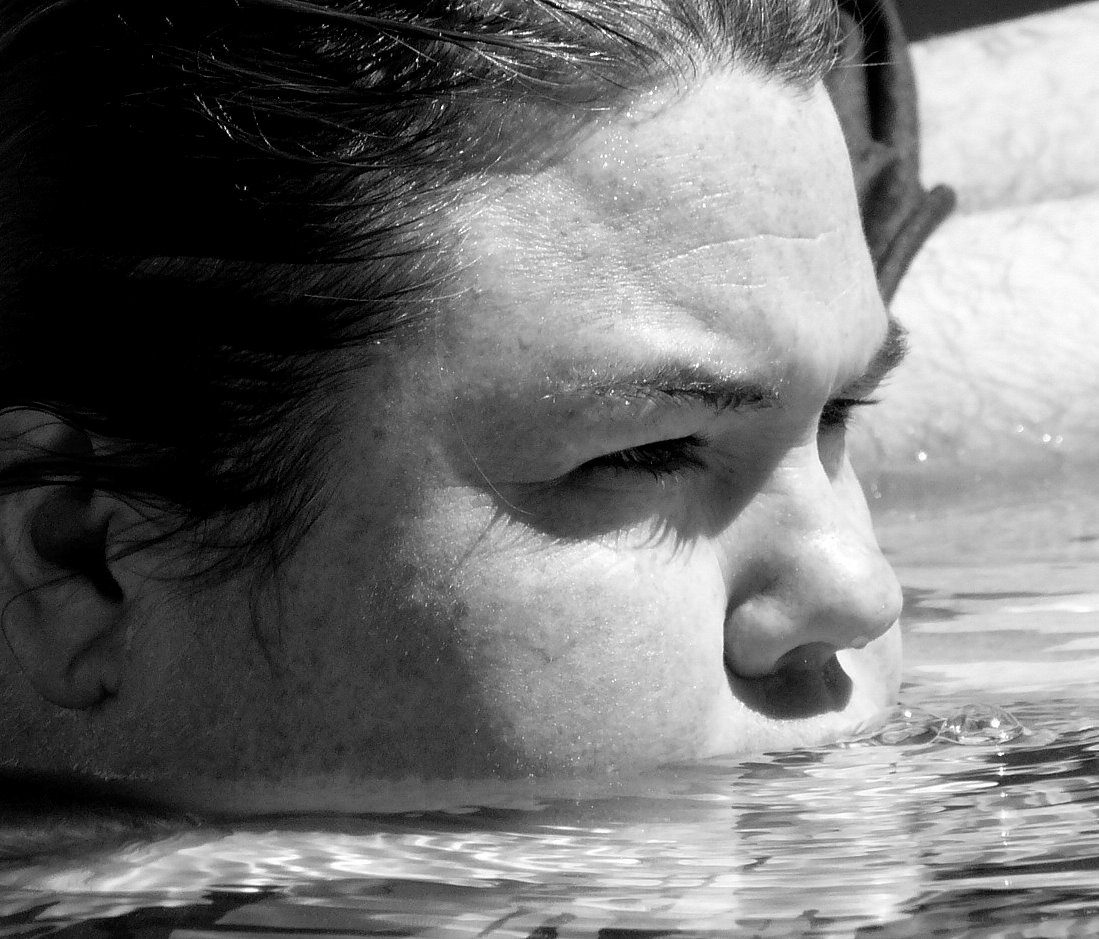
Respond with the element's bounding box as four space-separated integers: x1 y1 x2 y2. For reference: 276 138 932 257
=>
772 641 838 674
727 643 854 719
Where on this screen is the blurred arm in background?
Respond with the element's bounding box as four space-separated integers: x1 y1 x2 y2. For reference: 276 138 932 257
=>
853 1 1099 500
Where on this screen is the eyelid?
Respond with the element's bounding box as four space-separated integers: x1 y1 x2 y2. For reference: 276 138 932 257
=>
576 434 709 479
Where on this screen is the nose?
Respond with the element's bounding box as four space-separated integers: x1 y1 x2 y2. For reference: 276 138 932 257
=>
722 455 903 680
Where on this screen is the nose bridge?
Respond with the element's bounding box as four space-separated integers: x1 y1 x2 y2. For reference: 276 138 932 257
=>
722 452 902 679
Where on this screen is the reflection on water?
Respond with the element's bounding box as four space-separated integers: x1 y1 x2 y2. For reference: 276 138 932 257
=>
1 497 1097 938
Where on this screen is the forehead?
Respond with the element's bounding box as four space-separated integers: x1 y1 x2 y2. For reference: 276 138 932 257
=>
442 69 884 394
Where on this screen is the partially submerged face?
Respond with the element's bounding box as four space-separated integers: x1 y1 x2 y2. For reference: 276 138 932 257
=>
102 68 904 808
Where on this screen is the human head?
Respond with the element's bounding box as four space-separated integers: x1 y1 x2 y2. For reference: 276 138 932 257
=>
0 0 903 811
0 0 847 573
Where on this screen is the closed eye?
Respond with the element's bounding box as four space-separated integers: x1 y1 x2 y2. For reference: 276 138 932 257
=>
578 434 708 480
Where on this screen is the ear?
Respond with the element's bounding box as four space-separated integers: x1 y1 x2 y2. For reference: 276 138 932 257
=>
0 410 143 709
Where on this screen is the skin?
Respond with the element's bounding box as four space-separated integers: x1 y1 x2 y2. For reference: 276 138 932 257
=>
913 1 1099 214
1 68 903 812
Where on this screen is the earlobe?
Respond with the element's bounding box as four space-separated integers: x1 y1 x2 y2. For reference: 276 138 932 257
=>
0 410 132 709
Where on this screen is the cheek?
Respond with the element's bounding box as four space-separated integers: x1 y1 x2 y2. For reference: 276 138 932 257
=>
415 529 732 773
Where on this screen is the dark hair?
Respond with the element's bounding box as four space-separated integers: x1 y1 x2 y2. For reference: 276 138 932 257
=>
0 0 841 580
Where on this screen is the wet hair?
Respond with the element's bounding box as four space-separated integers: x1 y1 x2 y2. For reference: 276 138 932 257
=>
0 0 842 580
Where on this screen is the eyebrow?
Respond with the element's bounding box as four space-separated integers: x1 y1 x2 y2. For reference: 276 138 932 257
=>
542 363 779 414
836 315 909 400
541 315 909 414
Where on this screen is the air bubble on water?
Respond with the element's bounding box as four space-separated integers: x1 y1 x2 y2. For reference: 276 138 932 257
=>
858 703 1027 747
937 704 1024 745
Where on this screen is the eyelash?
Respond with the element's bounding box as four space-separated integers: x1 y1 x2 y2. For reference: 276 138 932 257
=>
581 435 708 480
819 396 879 430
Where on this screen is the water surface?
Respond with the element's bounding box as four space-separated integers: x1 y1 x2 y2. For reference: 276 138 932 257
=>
1 489 1097 938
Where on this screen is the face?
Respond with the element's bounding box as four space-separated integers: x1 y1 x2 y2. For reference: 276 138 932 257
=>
118 68 904 808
